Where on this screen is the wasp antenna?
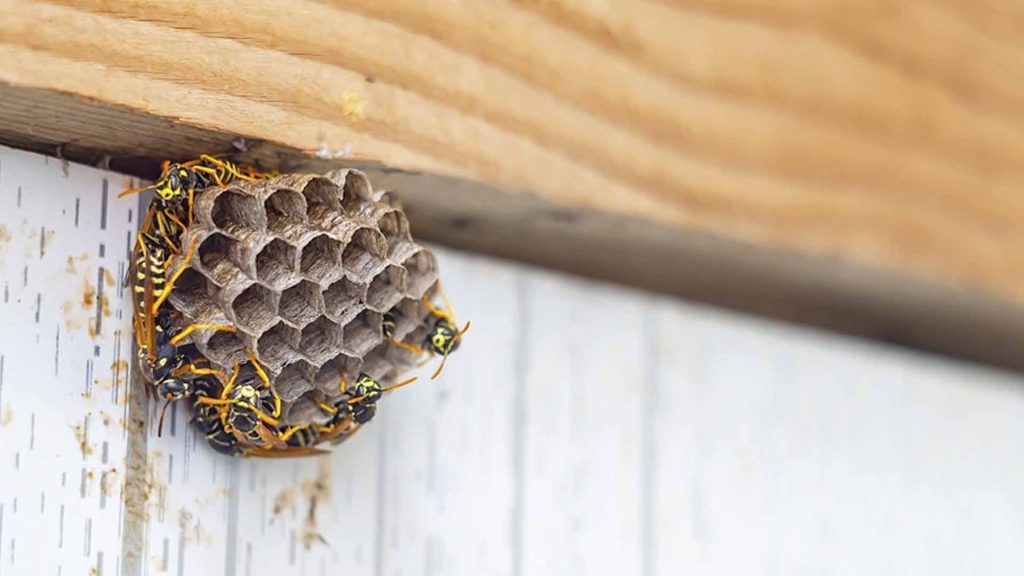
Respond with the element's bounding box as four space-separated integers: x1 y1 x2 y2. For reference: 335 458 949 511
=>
430 346 454 380
117 184 154 199
157 399 172 438
382 376 418 393
430 322 470 380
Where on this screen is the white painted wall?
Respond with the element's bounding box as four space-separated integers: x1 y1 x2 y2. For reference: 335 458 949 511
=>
1 145 1023 576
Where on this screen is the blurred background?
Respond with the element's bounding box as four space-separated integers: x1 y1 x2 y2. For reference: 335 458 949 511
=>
1 1 1024 574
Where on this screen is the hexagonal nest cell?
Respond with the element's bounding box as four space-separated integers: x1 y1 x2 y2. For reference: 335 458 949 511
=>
160 169 444 442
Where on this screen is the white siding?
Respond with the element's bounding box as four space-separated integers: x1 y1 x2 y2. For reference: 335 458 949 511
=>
2 145 1024 576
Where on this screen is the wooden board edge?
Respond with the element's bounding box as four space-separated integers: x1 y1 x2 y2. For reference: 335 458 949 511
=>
2 81 1022 373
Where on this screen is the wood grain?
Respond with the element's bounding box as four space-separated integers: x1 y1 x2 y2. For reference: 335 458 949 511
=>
1 0 1024 367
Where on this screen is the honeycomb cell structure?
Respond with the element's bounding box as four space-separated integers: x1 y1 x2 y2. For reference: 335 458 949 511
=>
164 170 441 430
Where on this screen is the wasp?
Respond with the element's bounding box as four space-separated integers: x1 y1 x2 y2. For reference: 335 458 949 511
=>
129 231 234 434
387 283 470 379
190 377 241 455
191 376 327 457
185 350 288 451
315 372 418 435
120 155 276 251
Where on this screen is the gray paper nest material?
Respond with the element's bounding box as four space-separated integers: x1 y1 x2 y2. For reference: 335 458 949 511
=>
164 169 439 425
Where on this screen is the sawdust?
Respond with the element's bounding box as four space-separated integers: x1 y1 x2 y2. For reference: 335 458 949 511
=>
101 468 119 497
178 508 203 546
123 449 157 526
0 406 13 427
0 223 10 264
82 276 96 307
272 488 296 518
84 469 96 497
62 300 83 331
101 292 112 318
60 268 105 334
73 421 94 456
300 456 332 549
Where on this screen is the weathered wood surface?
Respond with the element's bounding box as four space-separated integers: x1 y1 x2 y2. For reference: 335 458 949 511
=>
4 147 1024 575
2 0 1024 370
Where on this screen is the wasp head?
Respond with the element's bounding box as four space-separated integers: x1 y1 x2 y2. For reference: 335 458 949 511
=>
153 165 195 206
352 373 382 405
427 318 462 356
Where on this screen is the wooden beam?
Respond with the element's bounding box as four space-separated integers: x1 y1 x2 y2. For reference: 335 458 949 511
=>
2 0 1024 369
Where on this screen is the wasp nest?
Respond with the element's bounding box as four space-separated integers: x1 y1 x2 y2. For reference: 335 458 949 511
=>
165 170 438 427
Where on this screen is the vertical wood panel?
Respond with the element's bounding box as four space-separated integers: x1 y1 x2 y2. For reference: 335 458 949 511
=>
651 301 1024 574
0 146 137 576
519 275 647 575
5 146 1024 575
377 250 520 576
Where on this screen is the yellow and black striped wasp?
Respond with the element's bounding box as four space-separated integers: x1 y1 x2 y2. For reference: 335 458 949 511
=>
129 230 235 436
386 283 470 380
270 372 418 452
302 371 418 446
190 377 243 456
181 349 297 453
120 155 277 252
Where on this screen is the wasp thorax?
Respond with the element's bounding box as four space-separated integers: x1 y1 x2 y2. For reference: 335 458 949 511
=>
353 374 382 403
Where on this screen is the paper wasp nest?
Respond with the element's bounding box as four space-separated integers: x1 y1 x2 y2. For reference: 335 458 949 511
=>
165 170 438 426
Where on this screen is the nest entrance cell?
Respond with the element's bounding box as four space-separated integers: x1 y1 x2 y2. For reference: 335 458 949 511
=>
255 238 298 290
343 228 387 283
300 317 343 366
211 190 265 239
285 393 331 426
198 232 250 286
256 321 300 371
276 360 315 401
264 189 307 240
204 329 247 367
231 283 278 333
279 280 323 328
323 277 365 323
377 210 414 260
402 249 439 300
167 267 217 321
302 178 344 229
342 309 383 357
342 171 373 214
314 355 360 397
367 265 406 312
300 234 344 285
